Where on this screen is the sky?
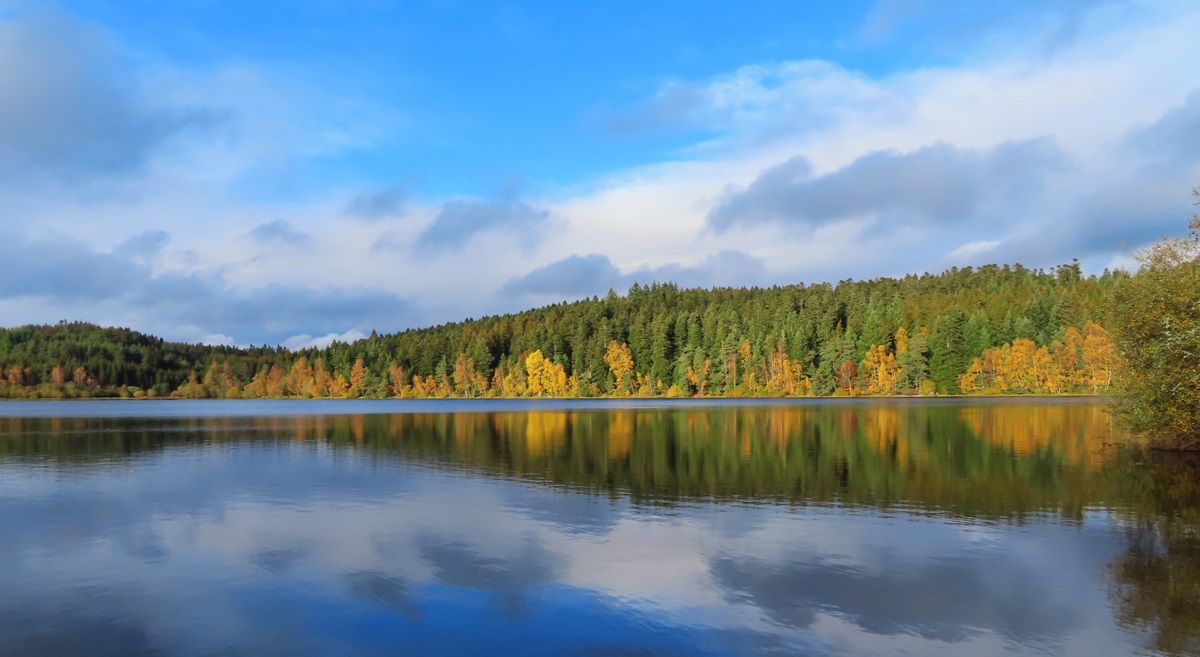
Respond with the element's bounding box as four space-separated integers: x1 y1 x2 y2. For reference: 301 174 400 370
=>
1 0 1198 348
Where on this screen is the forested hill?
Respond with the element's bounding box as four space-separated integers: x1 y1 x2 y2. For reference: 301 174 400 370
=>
0 262 1125 399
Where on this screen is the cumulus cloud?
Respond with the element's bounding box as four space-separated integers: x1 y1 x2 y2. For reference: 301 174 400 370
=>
138 281 408 344
281 330 368 351
0 229 408 345
500 254 624 298
0 231 142 300
1121 87 1200 169
248 219 310 246
2 0 1199 342
0 8 220 184
600 60 890 139
945 240 1002 263
602 84 709 135
114 230 170 262
416 195 550 251
345 180 410 220
502 250 768 300
199 334 238 347
707 138 1068 233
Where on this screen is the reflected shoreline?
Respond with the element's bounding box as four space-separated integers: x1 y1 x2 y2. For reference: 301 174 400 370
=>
0 394 1109 419
1 400 1198 657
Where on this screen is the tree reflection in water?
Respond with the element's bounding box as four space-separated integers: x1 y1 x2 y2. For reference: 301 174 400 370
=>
1108 452 1200 656
4 401 1200 654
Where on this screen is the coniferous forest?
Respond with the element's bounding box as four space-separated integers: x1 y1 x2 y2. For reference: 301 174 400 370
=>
0 262 1123 400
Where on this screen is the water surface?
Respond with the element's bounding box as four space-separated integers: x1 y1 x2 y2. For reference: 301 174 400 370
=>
1 399 1197 656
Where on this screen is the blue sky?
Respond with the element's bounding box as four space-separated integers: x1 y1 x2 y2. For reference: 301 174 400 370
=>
1 0 1198 346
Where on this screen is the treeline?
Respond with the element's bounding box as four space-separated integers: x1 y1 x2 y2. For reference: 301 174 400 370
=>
0 323 287 399
0 261 1124 399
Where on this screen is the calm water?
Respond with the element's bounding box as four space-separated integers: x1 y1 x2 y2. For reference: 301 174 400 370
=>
1 399 1198 656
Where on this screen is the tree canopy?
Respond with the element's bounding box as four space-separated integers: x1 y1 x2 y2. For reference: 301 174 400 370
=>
0 262 1123 400
1111 189 1200 448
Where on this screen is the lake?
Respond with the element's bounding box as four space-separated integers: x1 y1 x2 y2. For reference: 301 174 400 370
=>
1 398 1197 656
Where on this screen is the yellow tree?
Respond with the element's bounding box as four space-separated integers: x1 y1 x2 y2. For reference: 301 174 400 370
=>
453 353 479 397
894 326 910 355
287 357 313 397
330 372 350 398
388 363 408 398
836 360 859 396
1032 345 1064 393
174 371 206 399
526 350 548 396
1054 327 1086 388
409 374 437 398
686 357 711 397
490 365 507 397
71 366 97 391
244 366 269 398
546 361 570 397
348 358 368 397
311 358 333 398
1081 321 1117 393
526 350 572 397
201 360 228 398
862 344 900 396
958 358 984 394
265 365 285 397
604 341 634 396
6 366 26 387
766 344 800 396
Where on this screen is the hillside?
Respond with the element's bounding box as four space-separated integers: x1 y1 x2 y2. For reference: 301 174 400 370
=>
0 262 1124 399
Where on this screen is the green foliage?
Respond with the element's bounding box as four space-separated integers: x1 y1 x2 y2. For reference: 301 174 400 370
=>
0 263 1120 398
0 322 286 398
1111 190 1200 448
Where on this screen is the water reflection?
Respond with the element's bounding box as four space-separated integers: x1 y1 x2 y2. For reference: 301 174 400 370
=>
1107 453 1200 656
0 402 1123 514
0 401 1195 656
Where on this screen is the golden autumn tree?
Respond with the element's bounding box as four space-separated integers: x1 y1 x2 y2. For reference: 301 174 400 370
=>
388 363 409 398
408 374 437 398
526 350 571 397
686 357 712 397
329 372 350 398
72 366 94 388
525 350 549 397
502 361 528 397
766 343 810 396
311 358 333 398
490 365 507 397
348 358 368 397
958 359 984 394
1081 321 1117 393
173 370 206 399
862 344 900 396
836 360 859 396
1054 327 1086 388
604 341 634 396
265 365 285 397
243 366 268 398
453 353 480 397
287 357 313 397
894 326 910 355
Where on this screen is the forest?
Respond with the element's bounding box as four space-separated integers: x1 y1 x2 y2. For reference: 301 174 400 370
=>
0 261 1123 400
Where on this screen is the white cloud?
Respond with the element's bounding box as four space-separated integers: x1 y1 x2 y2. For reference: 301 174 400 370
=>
946 240 1003 262
2 0 1198 341
200 333 239 347
281 329 368 351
